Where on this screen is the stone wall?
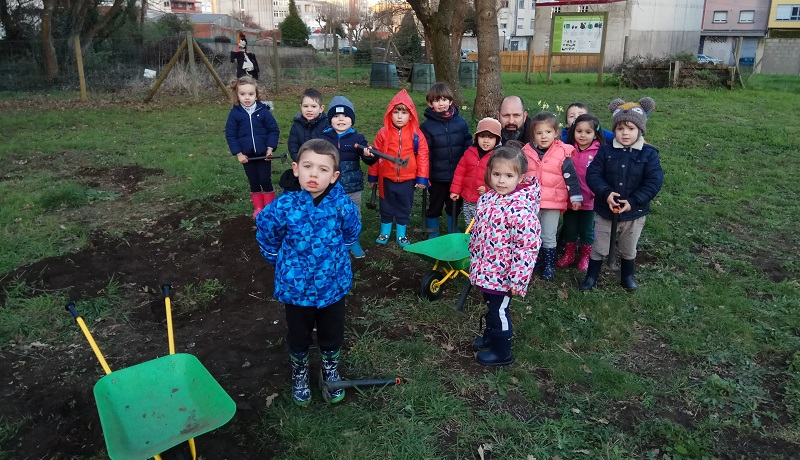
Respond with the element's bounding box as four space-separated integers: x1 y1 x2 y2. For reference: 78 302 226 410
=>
760 38 800 74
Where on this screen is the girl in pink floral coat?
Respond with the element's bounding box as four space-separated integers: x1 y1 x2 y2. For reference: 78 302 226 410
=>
468 146 542 366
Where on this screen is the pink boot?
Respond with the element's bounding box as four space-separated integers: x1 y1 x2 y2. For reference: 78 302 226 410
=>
556 242 577 268
262 191 276 206
250 192 265 219
577 244 593 272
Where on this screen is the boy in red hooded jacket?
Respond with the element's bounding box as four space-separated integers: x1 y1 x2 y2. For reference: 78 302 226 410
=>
368 89 430 247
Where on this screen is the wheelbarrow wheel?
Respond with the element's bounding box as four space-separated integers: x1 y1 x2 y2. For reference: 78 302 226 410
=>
160 441 193 460
420 270 445 301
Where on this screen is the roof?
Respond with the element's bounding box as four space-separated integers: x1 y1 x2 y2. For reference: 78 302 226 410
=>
185 13 230 23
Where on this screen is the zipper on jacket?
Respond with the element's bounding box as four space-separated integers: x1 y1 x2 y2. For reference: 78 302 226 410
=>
248 105 261 153
396 127 403 182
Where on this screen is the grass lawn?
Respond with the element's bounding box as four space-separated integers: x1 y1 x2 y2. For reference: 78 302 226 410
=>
1 72 799 459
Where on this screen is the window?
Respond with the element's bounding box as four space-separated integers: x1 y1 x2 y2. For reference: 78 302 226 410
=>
712 11 727 23
503 1 508 7
531 1 535 9
551 6 560 18
518 0 524 9
530 18 534 28
579 5 589 13
500 23 507 29
776 5 800 21
738 10 754 23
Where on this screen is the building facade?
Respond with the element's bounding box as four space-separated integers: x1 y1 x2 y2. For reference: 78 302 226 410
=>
700 0 769 66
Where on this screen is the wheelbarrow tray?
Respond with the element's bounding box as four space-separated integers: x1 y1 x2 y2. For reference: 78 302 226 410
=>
404 233 471 271
92 353 236 460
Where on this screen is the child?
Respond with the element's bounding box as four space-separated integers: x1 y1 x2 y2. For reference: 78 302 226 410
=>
368 89 430 247
469 146 541 366
580 97 663 291
288 88 328 162
256 139 362 406
557 113 605 272
450 117 502 226
561 102 614 144
230 32 259 80
319 95 376 258
521 112 583 280
420 83 472 237
225 76 280 219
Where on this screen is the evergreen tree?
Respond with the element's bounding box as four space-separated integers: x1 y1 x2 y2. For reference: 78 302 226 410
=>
395 12 422 63
279 0 309 47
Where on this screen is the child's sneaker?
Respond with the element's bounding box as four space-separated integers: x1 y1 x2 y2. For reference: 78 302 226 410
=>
290 351 311 406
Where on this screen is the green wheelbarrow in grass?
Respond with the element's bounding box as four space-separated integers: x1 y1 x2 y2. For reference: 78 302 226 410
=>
66 285 236 460
403 225 474 311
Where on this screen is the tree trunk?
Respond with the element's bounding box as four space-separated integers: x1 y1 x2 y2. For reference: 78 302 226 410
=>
473 0 502 119
40 0 59 80
80 0 127 52
408 0 463 105
450 0 467 63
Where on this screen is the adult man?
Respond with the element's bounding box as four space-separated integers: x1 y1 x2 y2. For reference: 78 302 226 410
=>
498 96 531 145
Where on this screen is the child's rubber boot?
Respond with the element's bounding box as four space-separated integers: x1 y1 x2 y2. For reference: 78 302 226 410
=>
472 315 491 350
476 332 513 366
262 190 276 206
447 215 458 233
620 258 638 291
540 247 557 280
375 222 392 245
250 192 265 219
576 244 592 272
426 217 440 239
350 239 366 258
321 348 345 403
289 351 311 406
579 258 603 291
395 224 411 247
556 241 577 268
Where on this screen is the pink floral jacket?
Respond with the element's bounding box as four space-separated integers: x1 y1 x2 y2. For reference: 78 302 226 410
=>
468 177 542 297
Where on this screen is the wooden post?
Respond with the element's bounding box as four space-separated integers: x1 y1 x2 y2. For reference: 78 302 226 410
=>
525 36 533 84
272 38 280 94
192 38 230 100
73 35 88 102
186 31 199 102
672 60 681 87
334 34 340 86
597 12 608 86
144 38 188 103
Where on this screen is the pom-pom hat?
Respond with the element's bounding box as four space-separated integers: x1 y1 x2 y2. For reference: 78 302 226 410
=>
609 97 655 135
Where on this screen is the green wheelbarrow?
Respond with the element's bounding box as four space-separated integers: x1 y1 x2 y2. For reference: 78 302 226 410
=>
403 226 473 311
66 285 236 460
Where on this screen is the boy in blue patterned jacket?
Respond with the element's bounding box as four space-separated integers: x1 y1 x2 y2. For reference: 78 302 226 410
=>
256 139 362 406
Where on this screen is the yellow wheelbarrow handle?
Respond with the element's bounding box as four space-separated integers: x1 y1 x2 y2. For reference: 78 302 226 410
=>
65 303 113 375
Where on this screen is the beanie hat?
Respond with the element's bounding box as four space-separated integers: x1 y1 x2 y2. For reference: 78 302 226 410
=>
474 117 502 142
328 95 356 125
609 97 655 135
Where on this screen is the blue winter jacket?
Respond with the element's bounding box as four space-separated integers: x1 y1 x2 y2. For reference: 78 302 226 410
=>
420 106 472 182
288 112 329 161
256 181 361 308
319 127 377 194
225 102 280 157
586 139 664 222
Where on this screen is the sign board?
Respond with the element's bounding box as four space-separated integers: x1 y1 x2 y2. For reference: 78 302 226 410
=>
550 13 606 55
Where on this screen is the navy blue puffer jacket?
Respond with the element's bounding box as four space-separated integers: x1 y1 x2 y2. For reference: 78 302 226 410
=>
420 106 472 182
288 112 329 161
319 127 377 194
225 102 279 156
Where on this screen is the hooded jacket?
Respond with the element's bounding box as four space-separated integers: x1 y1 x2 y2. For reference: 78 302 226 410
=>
368 89 430 198
586 137 664 222
288 112 329 161
319 127 376 194
256 181 361 308
225 101 279 157
420 105 472 182
469 178 542 297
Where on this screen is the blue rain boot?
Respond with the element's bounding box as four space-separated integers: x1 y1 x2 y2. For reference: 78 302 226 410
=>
289 351 311 406
321 349 345 404
540 247 558 280
426 217 440 239
350 239 366 258
395 224 411 247
375 222 392 245
476 332 513 366
447 215 458 233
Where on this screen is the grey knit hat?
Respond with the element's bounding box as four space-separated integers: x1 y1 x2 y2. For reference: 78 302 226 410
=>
328 95 356 125
609 97 655 135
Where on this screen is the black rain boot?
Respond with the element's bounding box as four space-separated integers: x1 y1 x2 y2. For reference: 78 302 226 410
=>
290 351 311 406
579 258 603 291
476 332 513 366
321 349 345 403
472 315 491 350
540 247 557 280
620 258 638 291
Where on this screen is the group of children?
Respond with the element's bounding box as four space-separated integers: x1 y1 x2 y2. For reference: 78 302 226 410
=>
224 74 664 404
